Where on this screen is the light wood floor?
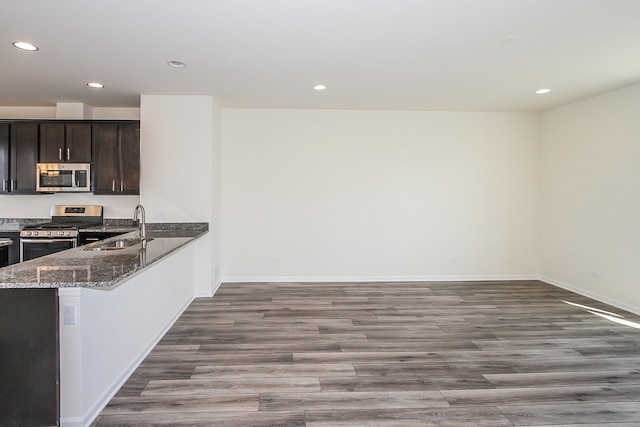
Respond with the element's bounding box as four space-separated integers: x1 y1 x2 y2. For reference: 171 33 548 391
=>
93 280 640 426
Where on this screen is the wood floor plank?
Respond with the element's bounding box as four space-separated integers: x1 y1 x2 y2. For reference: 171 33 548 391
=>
353 360 517 377
93 280 640 426
438 348 586 362
484 370 640 388
611 385 640 401
320 375 495 392
304 407 514 427
100 393 260 414
191 363 356 379
259 391 449 411
441 385 629 405
293 351 443 364
96 410 305 426
499 401 640 426
140 377 322 396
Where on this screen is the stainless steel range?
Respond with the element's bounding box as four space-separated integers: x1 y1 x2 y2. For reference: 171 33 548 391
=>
20 205 103 262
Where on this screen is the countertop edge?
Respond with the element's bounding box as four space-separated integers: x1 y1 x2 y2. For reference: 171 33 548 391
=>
0 227 209 290
79 230 208 291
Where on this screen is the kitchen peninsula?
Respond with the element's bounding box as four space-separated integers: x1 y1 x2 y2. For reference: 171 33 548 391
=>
0 224 208 426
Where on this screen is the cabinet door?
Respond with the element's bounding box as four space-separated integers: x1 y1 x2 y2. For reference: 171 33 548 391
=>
92 124 119 194
40 123 91 163
66 123 92 162
10 123 39 194
0 289 59 425
0 232 20 265
0 124 9 193
119 123 140 195
39 122 65 162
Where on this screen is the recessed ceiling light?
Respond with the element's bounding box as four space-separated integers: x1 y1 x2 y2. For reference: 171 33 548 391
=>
536 88 551 94
12 41 39 51
87 82 104 88
167 60 186 68
501 35 520 44
313 85 326 91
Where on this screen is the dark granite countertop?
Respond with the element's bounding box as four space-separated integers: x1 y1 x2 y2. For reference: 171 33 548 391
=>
0 223 208 290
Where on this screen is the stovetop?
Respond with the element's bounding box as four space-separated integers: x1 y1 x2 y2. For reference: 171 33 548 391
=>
23 221 98 230
20 205 104 238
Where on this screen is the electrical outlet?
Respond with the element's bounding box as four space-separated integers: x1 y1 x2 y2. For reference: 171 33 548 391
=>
63 305 77 325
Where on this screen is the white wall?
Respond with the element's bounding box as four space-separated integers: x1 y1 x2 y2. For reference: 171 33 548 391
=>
0 194 139 219
140 95 219 295
540 82 640 314
0 106 57 119
140 96 213 222
221 109 540 282
0 106 139 120
211 100 223 287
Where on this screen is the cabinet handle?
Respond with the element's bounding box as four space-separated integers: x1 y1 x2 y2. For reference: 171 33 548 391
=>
112 180 116 192
120 181 124 192
2 180 6 192
59 147 63 160
11 180 16 191
67 147 71 160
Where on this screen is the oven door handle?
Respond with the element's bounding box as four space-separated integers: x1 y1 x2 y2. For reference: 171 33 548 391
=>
20 238 78 244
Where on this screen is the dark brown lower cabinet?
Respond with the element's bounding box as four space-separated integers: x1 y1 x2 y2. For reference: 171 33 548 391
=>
0 288 59 426
0 233 20 266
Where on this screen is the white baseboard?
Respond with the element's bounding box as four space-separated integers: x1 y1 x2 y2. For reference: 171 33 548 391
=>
221 274 540 283
194 279 223 298
59 417 83 427
540 275 640 317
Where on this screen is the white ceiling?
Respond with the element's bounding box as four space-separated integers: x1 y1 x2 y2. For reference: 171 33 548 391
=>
2 0 640 112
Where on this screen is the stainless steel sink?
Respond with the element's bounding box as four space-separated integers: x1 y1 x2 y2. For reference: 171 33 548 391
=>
82 238 152 251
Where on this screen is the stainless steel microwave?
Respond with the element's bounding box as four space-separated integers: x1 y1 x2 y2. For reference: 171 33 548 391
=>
36 163 91 192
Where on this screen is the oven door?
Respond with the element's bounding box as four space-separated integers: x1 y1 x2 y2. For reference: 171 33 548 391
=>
20 238 77 262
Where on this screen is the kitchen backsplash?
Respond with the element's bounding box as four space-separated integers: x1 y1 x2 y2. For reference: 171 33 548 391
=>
0 194 140 219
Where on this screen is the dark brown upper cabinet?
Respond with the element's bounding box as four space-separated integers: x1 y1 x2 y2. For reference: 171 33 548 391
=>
0 123 39 194
92 122 140 195
39 122 91 163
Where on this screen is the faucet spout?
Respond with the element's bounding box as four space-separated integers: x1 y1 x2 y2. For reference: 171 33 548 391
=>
133 204 146 243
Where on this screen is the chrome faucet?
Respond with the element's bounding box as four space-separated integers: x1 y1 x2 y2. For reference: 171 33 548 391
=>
133 204 146 244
